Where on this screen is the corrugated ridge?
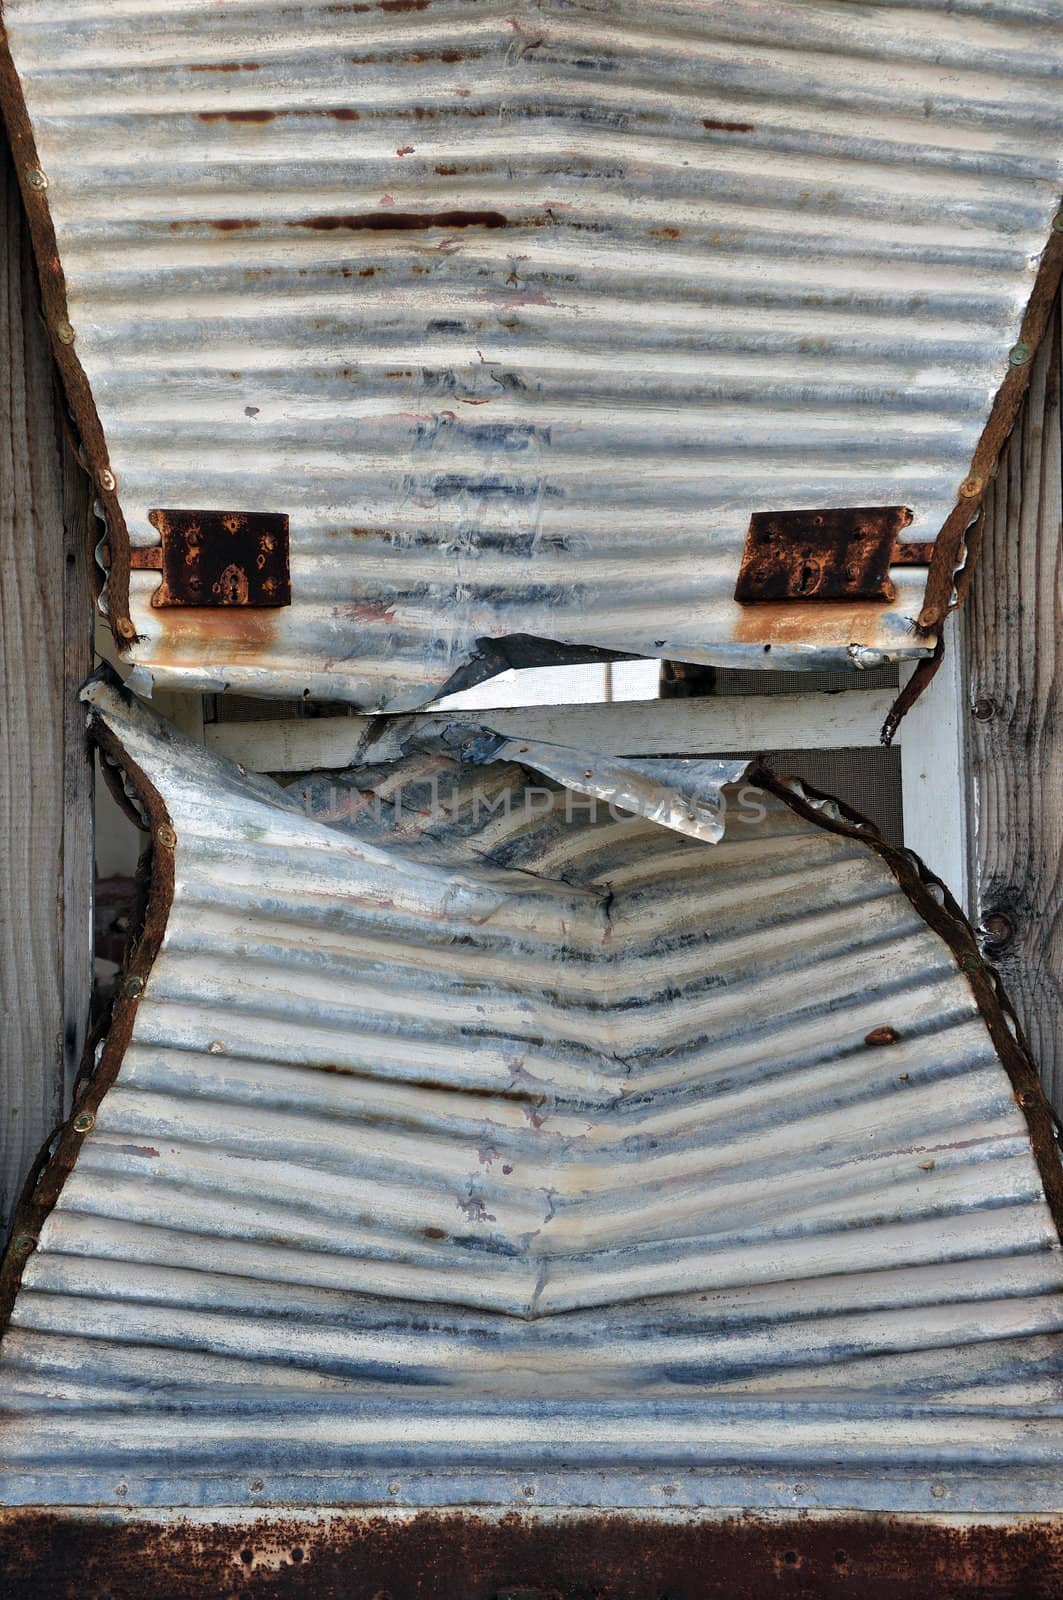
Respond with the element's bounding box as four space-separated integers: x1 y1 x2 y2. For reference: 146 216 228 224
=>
7 0 1063 700
1 682 1061 1507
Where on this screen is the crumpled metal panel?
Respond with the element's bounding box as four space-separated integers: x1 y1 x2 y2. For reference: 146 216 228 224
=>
1 673 1061 1514
4 3 1063 705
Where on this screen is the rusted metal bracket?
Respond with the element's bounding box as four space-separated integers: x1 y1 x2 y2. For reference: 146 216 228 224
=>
735 506 933 604
133 510 291 608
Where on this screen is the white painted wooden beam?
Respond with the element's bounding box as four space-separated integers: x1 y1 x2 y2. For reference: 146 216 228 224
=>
898 615 970 911
204 688 897 773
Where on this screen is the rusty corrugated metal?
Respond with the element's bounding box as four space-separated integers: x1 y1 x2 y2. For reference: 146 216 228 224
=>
1 673 1061 1516
4 1 1063 705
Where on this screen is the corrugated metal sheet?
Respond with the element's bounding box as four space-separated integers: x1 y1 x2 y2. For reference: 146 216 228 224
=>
2 673 1062 1512
5 1 1063 705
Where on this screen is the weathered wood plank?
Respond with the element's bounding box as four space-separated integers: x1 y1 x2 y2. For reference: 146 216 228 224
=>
966 290 1063 1112
0 133 92 1230
204 688 898 773
898 614 971 911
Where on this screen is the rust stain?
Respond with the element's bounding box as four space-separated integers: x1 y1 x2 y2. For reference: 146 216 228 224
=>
1 1509 1061 1599
187 61 260 73
865 1026 901 1046
198 109 276 123
732 598 904 648
145 606 282 660
294 210 508 232
703 117 756 132
206 219 262 231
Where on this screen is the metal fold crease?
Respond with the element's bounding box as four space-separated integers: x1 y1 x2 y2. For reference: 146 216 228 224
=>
1 673 1061 1518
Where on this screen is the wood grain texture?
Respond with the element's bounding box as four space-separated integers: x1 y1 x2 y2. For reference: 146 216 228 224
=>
0 131 92 1232
966 288 1063 1113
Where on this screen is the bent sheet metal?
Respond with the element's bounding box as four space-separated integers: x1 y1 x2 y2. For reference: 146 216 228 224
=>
1 674 1062 1525
4 1 1063 704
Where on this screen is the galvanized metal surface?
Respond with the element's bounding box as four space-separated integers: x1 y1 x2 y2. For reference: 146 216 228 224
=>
5 3 1063 706
1 675 1061 1513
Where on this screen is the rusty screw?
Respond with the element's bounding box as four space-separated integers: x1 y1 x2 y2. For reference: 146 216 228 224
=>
24 166 48 190
10 1234 37 1255
124 974 145 998
156 824 177 849
972 697 996 721
958 475 983 499
55 320 76 345
72 1111 95 1133
97 467 117 492
1008 341 1032 366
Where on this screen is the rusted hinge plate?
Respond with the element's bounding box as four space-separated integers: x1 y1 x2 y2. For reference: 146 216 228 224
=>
735 506 933 604
137 510 291 608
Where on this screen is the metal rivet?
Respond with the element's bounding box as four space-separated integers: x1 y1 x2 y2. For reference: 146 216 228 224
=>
931 1484 947 1500
11 1234 37 1254
387 1482 401 1496
55 320 76 345
97 467 117 492
24 166 47 190
124 975 145 998
115 618 137 641
156 824 177 849
958 475 983 499
972 697 996 721
72 1111 95 1133
249 1479 264 1494
1008 341 1032 366
208 1040 225 1055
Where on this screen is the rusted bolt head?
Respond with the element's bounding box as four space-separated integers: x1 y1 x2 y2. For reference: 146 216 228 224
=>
11 1234 37 1255
115 617 137 641
124 974 145 998
972 697 996 721
958 475 983 499
24 166 48 190
97 466 117 492
156 824 177 849
1008 341 1032 366
72 1111 95 1133
981 911 1014 946
865 1025 899 1047
55 319 76 345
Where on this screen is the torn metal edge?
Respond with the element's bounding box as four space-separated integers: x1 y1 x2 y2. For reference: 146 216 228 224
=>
1 9 1060 696
2 671 1061 1340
